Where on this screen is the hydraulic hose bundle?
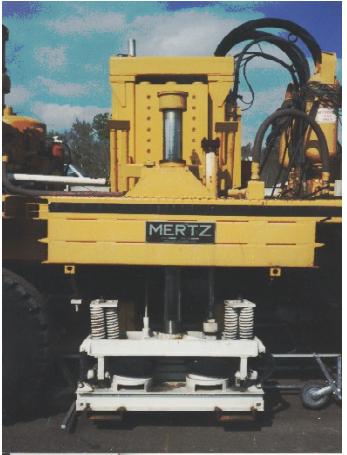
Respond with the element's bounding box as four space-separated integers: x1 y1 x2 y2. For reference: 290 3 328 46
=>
215 18 339 197
252 108 330 175
215 18 322 64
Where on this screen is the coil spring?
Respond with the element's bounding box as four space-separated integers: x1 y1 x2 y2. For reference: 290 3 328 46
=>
239 307 254 339
105 307 120 339
224 303 238 339
90 305 106 339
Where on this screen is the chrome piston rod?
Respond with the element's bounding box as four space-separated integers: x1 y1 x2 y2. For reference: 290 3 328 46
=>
163 110 183 161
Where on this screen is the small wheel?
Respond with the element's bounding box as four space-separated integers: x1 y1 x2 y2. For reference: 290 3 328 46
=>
301 383 331 410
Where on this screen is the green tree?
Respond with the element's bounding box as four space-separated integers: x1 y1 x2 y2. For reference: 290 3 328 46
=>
92 113 110 141
62 113 110 178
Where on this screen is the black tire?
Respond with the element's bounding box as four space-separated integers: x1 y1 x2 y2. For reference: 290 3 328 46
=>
301 383 331 410
3 268 50 421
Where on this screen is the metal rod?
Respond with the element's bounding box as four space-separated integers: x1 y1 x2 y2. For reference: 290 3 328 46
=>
8 173 107 186
314 354 335 383
163 110 182 161
61 402 77 431
263 384 302 390
62 353 341 360
207 268 215 320
272 353 341 358
128 38 136 57
163 267 182 334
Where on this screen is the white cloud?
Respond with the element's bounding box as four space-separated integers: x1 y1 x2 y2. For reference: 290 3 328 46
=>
5 85 32 106
37 76 98 97
34 46 67 70
46 12 125 35
129 10 262 56
84 63 103 74
31 102 110 130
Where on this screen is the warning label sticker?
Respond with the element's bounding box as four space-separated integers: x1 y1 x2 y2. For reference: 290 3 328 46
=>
315 107 337 124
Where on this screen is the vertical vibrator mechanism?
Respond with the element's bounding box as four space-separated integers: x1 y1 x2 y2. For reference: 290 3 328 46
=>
75 49 264 418
70 17 342 423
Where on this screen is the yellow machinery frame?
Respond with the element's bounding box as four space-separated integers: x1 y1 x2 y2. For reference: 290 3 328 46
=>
3 55 341 269
109 56 241 193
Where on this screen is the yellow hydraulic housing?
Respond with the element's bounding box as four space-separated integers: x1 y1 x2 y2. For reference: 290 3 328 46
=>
108 56 242 194
279 52 339 169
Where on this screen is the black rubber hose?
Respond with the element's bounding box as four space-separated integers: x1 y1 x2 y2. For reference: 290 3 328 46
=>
233 30 310 84
231 34 311 104
233 37 281 103
2 161 124 197
252 108 330 173
214 18 322 65
241 52 300 88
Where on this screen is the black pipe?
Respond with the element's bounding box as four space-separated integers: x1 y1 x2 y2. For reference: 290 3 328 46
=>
252 108 330 173
163 267 182 335
214 18 322 66
207 268 215 320
233 30 310 85
241 52 300 88
231 34 309 105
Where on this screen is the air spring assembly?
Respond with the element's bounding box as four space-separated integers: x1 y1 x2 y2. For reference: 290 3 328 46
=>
90 301 106 339
105 307 120 339
223 299 256 340
90 300 119 339
224 302 239 339
239 306 255 339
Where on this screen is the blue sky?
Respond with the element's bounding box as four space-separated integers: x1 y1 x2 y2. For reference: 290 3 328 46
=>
3 1 342 144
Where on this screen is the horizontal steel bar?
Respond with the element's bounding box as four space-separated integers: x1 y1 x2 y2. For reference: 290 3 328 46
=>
263 384 301 390
77 389 264 412
80 336 265 358
272 353 341 358
9 173 107 186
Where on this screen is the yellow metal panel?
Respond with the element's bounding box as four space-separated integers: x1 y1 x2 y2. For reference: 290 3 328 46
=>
47 241 316 267
182 83 208 177
5 194 340 266
49 218 315 245
46 203 319 266
311 52 337 84
126 165 211 199
304 52 338 164
135 82 164 165
216 220 316 244
110 56 234 77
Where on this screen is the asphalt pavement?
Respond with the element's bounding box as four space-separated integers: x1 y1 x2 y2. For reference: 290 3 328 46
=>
2 391 341 453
